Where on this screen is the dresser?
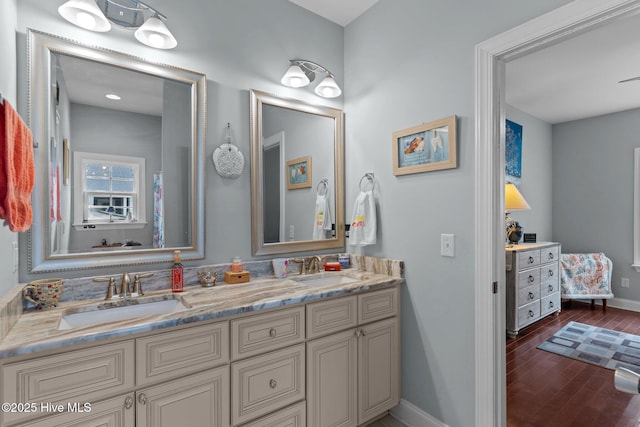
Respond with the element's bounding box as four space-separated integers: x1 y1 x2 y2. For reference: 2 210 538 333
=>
505 242 561 337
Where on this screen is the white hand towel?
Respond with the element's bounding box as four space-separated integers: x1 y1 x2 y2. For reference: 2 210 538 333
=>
312 193 332 240
349 190 376 246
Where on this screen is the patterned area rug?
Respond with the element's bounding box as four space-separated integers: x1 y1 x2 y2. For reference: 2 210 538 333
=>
538 321 640 370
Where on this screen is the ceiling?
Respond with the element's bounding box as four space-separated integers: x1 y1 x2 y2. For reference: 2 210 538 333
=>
288 0 378 27
506 12 640 124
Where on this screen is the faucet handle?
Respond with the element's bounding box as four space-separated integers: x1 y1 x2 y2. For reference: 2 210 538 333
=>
130 273 153 297
292 258 307 275
94 276 117 300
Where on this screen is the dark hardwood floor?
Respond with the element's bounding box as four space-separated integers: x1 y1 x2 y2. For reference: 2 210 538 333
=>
507 301 640 427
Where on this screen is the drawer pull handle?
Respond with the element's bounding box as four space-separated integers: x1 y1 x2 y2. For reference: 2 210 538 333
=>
549 284 554 292
355 329 366 338
549 252 554 260
138 393 147 405
549 301 555 308
269 328 277 337
124 396 134 410
528 310 535 318
528 275 534 283
528 256 534 264
528 292 535 300
549 270 554 277
269 379 277 389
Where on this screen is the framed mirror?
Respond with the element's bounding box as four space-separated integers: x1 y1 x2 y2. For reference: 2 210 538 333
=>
250 90 345 255
27 30 206 273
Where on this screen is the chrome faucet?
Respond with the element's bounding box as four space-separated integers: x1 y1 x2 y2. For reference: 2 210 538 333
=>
119 273 131 298
308 256 323 274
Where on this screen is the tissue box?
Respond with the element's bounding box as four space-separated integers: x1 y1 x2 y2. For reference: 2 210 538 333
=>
324 262 341 271
224 270 250 284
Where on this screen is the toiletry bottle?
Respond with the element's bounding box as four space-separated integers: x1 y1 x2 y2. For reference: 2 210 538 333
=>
231 256 243 273
172 250 184 293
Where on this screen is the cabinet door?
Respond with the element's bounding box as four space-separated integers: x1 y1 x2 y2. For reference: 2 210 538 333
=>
358 317 400 425
307 329 357 427
136 365 229 427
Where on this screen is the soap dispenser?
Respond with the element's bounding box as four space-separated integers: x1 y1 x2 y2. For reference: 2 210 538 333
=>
172 250 184 293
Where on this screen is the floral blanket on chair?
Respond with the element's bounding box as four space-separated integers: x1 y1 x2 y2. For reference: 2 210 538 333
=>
560 253 614 299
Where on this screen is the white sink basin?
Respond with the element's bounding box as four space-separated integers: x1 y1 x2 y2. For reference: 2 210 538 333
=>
292 274 360 288
58 297 190 330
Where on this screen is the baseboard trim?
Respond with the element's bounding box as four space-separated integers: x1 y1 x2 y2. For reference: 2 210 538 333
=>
390 399 449 427
606 297 640 313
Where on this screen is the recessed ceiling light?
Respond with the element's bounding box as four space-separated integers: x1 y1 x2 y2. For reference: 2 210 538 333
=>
105 93 121 100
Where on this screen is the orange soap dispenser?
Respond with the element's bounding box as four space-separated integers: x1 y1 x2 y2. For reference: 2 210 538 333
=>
172 250 184 293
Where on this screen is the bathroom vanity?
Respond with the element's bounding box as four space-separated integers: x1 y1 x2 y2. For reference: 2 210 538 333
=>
0 271 401 427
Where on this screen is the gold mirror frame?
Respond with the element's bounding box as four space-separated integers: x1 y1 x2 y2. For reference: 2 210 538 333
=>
250 90 345 255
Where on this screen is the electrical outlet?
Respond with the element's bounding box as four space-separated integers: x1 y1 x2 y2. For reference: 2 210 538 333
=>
289 225 295 241
441 234 455 257
12 241 18 273
622 277 630 288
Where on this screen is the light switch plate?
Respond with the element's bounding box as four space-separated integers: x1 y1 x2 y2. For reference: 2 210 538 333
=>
622 278 630 288
441 234 455 257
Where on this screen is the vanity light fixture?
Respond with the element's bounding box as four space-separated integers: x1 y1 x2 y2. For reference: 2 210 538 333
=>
280 59 342 98
58 0 177 49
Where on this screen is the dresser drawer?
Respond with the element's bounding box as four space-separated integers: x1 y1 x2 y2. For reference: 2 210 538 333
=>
517 301 540 328
358 288 398 325
137 321 229 386
540 263 558 283
241 401 306 427
517 269 540 289
517 285 540 307
541 293 561 317
541 245 559 264
231 307 305 360
2 341 134 425
518 250 540 268
540 279 559 298
231 344 305 425
307 296 357 339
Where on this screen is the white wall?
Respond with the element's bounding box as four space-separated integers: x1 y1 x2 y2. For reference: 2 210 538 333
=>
344 1 570 426
0 0 18 297
506 106 554 241
553 108 640 302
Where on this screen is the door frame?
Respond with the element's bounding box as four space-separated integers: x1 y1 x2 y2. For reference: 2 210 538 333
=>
474 1 640 425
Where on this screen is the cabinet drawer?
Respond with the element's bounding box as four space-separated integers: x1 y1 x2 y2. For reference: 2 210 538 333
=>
358 288 398 325
540 263 558 283
137 321 229 386
517 269 540 289
518 250 540 268
540 280 559 298
307 296 357 339
541 246 559 264
517 301 540 328
517 285 540 307
2 341 134 425
241 401 306 427
541 293 561 317
232 307 305 360
231 344 305 425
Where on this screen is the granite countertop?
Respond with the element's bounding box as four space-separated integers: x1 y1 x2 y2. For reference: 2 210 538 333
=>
0 270 403 358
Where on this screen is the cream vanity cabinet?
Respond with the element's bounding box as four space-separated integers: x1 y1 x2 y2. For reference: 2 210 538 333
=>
2 321 230 427
306 287 400 427
506 242 561 337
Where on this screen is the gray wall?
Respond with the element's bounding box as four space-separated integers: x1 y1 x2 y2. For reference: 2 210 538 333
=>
0 0 18 298
343 1 570 426
552 108 640 301
506 106 554 241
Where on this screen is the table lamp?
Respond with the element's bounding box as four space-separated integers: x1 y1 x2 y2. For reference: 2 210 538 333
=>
505 183 531 244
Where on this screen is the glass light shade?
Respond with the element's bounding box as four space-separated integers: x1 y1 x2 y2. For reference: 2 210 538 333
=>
58 0 111 32
281 65 311 88
505 183 531 211
314 75 342 98
134 16 177 49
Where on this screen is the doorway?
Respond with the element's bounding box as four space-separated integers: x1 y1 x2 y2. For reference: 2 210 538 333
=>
474 2 640 425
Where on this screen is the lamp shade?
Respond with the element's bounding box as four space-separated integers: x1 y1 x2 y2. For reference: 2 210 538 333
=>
134 16 177 49
281 65 311 88
58 0 111 32
314 75 342 98
505 183 531 211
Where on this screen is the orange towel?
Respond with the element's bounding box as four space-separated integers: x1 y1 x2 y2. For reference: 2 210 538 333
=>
0 100 35 232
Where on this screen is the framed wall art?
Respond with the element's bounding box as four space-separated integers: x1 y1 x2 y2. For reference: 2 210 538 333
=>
505 119 523 186
392 115 457 176
286 156 312 190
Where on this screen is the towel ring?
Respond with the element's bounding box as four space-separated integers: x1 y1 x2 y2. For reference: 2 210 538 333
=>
359 172 375 192
317 179 329 196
